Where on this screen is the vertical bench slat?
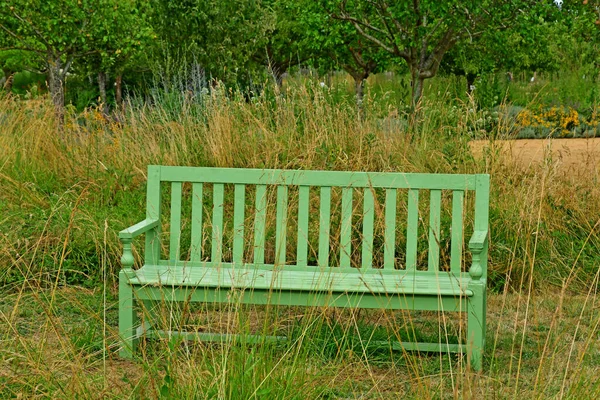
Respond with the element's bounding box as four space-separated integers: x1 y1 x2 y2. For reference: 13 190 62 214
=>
474 175 491 281
384 188 397 270
361 188 375 269
211 183 225 263
428 189 442 271
145 166 161 264
190 183 203 262
233 184 245 266
406 189 419 271
318 187 331 268
169 182 182 261
340 187 353 268
253 185 267 265
296 186 310 268
450 190 464 274
275 185 288 266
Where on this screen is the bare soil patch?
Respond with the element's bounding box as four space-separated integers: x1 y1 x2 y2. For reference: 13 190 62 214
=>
469 138 600 174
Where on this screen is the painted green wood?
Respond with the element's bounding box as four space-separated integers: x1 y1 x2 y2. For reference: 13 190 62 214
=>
428 190 441 272
120 166 490 371
406 189 419 271
128 264 474 296
473 175 491 281
145 330 288 344
318 187 331 268
388 341 466 353
119 219 159 239
169 182 182 261
145 166 161 264
275 185 288 266
362 188 375 269
340 188 353 268
158 166 477 190
450 190 464 274
135 284 469 312
384 189 397 270
296 186 310 267
211 183 225 263
190 183 203 262
233 184 245 265
253 185 267 265
119 269 138 358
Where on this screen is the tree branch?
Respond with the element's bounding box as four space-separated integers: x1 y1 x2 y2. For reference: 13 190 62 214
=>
9 9 52 48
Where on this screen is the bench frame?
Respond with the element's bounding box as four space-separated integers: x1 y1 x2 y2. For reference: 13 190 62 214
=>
118 166 489 370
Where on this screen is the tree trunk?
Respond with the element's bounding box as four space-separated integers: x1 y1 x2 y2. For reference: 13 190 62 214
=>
411 71 425 111
466 73 477 95
115 74 123 109
47 57 66 126
2 68 15 93
354 77 365 108
98 71 108 115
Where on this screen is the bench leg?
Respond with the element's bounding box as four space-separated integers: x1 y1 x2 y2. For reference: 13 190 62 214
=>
467 282 486 371
119 270 139 359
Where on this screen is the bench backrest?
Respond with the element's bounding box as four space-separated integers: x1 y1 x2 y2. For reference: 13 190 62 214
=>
143 166 489 279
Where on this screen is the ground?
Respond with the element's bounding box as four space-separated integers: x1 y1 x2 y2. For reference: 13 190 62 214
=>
469 138 600 175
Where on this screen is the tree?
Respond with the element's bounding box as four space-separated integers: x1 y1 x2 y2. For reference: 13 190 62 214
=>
149 0 271 88
0 49 40 92
79 0 152 112
0 1 101 121
332 0 533 110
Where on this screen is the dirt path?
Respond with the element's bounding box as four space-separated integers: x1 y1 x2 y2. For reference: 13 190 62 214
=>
469 138 600 174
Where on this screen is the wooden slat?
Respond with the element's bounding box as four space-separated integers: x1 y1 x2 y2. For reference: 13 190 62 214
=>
450 190 464 274
145 166 162 264
406 189 419 271
169 182 182 261
190 183 203 262
318 187 331 268
275 185 288 266
384 188 397 270
211 183 225 263
340 188 353 268
253 185 267 265
232 184 245 265
428 190 442 272
474 175 491 280
159 166 478 190
296 186 310 268
361 188 375 269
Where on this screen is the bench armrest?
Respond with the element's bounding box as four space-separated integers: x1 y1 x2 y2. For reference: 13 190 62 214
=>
119 219 159 240
468 230 488 252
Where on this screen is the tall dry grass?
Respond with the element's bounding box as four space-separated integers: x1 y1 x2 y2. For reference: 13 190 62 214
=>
1 82 600 398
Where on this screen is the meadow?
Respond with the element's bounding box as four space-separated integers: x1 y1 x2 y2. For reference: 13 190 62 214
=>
1 72 600 399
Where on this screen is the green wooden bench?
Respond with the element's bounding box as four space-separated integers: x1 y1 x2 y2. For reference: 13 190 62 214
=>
118 166 490 370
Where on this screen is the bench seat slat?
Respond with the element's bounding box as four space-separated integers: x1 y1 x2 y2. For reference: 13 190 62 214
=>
129 264 473 297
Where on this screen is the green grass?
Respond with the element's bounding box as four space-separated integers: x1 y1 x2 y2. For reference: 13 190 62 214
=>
1 71 600 398
1 286 599 398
